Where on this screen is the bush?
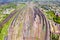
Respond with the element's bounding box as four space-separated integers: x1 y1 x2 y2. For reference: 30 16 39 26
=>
51 33 59 40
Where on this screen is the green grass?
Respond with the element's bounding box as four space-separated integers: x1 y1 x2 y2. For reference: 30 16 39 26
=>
0 16 14 40
46 10 60 24
46 10 55 20
0 10 19 40
53 16 60 24
51 33 59 40
0 14 9 23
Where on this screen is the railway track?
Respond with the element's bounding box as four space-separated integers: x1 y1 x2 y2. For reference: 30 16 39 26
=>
5 5 50 40
33 7 50 40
